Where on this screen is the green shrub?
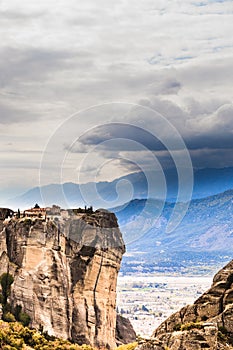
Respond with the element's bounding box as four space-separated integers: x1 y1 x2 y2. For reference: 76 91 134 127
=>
3 303 12 314
218 330 227 342
0 273 14 306
173 321 203 332
181 322 202 331
2 312 16 323
11 305 31 327
217 325 229 343
41 330 56 342
0 320 96 350
117 342 138 350
173 323 182 331
13 305 22 321
218 325 228 335
18 312 30 327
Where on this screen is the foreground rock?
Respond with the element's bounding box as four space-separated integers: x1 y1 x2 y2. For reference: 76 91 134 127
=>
116 314 137 345
0 209 125 349
137 259 233 350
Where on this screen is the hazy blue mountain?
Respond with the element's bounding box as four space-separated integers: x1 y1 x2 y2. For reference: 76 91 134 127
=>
111 190 233 274
113 190 233 252
6 167 233 210
6 170 233 274
6 174 147 210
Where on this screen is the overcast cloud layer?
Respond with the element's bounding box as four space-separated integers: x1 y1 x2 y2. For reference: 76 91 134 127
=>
0 0 233 200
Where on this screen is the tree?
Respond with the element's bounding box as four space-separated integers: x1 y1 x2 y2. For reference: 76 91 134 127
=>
0 276 31 325
14 305 30 326
34 203 40 209
0 273 14 306
18 311 31 326
14 304 22 320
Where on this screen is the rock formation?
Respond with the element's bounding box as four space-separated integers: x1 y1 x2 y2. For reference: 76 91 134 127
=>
0 208 125 349
137 259 233 350
116 314 137 345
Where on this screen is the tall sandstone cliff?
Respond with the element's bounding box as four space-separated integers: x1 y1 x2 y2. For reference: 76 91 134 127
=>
137 260 233 350
0 209 125 349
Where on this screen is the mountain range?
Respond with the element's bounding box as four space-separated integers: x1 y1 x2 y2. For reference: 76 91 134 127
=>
4 167 233 273
5 167 233 210
112 190 233 274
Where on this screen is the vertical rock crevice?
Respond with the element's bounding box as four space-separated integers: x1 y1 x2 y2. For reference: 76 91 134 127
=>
93 250 104 341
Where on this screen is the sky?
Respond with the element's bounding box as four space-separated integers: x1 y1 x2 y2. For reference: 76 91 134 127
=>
0 0 233 201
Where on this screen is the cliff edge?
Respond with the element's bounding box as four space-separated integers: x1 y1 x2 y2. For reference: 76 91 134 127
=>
0 208 125 349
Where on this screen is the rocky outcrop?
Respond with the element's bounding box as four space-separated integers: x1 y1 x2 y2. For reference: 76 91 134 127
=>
0 208 14 221
116 314 137 345
136 259 233 350
0 209 125 349
137 324 220 350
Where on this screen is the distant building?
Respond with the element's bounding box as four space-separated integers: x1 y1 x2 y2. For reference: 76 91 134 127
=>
24 208 46 218
13 204 93 221
46 205 61 216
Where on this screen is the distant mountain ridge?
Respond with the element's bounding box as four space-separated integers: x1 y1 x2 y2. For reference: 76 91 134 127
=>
112 189 233 252
3 169 233 274
111 189 233 274
4 167 233 273
5 167 233 210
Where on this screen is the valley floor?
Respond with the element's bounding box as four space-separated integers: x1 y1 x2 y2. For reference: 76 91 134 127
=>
117 274 213 337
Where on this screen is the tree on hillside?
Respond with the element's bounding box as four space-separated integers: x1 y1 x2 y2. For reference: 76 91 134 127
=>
0 273 14 305
34 203 40 209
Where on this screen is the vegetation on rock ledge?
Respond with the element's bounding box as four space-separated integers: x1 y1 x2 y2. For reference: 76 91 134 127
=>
0 321 96 350
0 321 137 350
0 273 31 327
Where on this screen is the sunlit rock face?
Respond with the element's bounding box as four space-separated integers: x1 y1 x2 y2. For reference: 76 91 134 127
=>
136 259 233 350
0 209 125 349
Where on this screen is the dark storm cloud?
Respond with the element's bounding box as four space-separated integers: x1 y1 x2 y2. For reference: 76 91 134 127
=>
78 124 165 151
72 101 233 149
67 100 233 169
71 121 233 152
